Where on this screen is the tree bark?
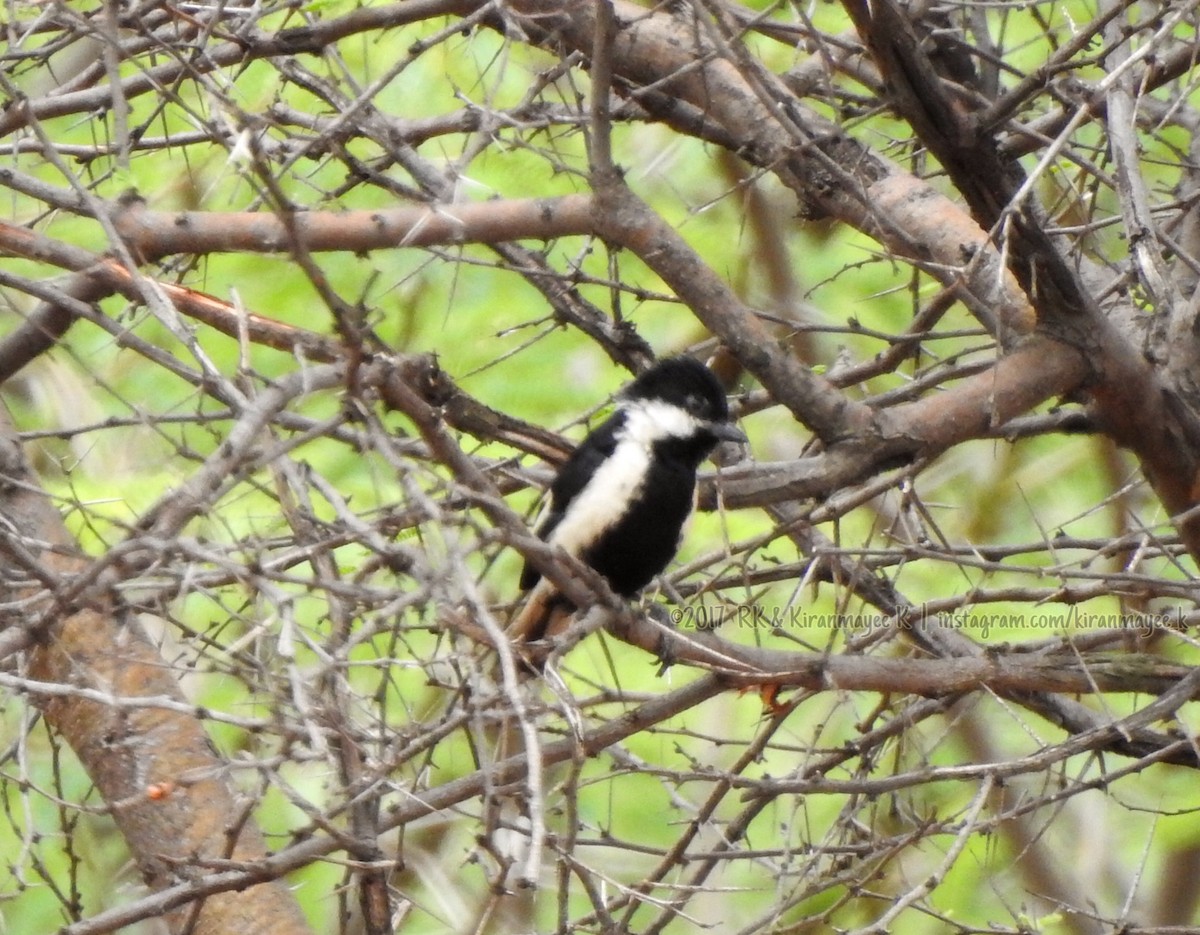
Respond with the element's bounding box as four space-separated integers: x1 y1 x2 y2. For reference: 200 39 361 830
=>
0 408 312 935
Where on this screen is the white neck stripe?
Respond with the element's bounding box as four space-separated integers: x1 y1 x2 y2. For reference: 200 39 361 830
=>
619 399 705 444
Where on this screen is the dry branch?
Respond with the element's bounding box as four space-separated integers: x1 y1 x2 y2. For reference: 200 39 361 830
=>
3 1 1200 931
0 411 312 934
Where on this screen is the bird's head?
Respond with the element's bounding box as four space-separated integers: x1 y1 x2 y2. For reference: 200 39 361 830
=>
618 357 747 454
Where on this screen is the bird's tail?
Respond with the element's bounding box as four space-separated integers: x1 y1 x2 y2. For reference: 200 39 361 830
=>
507 580 575 647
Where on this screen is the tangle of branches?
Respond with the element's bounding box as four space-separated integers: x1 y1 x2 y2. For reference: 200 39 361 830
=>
1 2 1200 933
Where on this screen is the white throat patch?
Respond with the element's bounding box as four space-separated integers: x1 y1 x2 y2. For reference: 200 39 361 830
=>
619 399 705 444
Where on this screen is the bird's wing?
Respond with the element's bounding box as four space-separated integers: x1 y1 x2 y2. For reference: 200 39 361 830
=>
518 411 624 591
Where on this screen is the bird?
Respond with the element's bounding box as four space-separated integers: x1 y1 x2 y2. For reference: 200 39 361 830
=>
508 356 746 649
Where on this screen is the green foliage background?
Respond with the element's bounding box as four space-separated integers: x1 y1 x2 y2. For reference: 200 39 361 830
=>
2 2 1199 933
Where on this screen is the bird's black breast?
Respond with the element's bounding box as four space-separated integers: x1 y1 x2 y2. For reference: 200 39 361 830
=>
579 439 701 596
519 414 719 597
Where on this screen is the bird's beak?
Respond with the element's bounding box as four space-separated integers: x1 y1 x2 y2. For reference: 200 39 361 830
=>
712 422 748 444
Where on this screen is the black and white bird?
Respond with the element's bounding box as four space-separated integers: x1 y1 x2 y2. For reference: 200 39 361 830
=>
509 356 745 646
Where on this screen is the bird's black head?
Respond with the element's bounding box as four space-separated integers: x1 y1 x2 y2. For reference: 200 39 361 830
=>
621 357 731 423
617 357 745 463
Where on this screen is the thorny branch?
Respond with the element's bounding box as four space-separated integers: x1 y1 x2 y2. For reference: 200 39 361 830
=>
2 1 1200 933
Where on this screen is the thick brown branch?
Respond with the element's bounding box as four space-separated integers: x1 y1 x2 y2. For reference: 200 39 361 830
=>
111 194 598 258
716 336 1090 507
0 413 312 934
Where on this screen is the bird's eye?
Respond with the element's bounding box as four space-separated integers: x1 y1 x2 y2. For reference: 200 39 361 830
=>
685 393 703 412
